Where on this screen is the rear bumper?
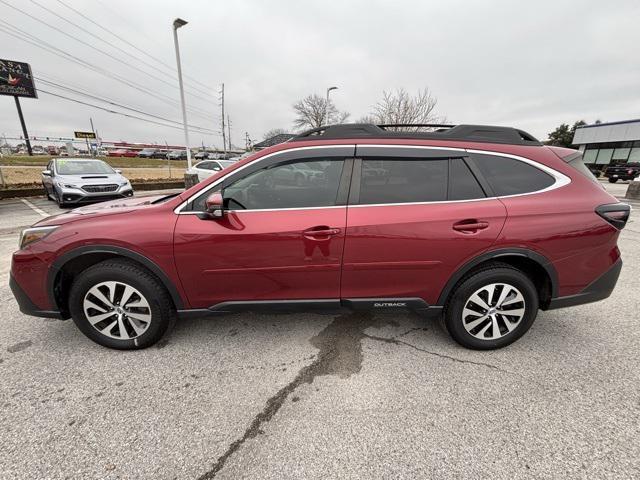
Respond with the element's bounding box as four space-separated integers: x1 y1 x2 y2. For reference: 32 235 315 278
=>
547 258 622 310
9 274 64 319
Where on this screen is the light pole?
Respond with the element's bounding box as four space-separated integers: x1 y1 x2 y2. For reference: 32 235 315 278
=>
325 86 338 127
172 18 192 169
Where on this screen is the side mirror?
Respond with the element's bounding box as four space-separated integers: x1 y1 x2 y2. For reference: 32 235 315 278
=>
200 192 225 219
42 170 52 176
114 169 122 174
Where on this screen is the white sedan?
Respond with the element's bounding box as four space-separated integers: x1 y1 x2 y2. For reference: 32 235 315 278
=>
187 160 236 182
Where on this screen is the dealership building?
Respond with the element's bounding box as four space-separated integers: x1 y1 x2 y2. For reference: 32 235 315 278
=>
572 119 640 168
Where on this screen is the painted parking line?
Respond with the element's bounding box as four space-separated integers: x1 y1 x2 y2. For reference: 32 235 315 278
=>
20 199 49 218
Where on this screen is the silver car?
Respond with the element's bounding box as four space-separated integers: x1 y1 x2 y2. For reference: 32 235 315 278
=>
42 158 134 208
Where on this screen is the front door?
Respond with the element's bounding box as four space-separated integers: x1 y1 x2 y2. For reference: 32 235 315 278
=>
341 147 507 306
174 147 354 309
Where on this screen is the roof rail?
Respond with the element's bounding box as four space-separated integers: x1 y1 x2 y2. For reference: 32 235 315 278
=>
290 123 542 146
378 123 456 130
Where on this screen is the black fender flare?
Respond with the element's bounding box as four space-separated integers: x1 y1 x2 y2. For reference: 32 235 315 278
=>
436 248 558 306
48 245 185 311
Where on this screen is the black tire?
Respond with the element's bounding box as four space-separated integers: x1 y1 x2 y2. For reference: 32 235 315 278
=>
43 183 53 201
608 178 618 183
442 263 539 350
53 189 67 208
68 259 176 350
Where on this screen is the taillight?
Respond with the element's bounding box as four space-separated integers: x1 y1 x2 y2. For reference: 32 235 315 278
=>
596 203 631 230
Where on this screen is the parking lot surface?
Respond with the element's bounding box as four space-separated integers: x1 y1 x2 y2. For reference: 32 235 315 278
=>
1 183 639 479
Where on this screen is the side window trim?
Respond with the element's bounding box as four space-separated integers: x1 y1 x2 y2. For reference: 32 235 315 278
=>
465 149 571 198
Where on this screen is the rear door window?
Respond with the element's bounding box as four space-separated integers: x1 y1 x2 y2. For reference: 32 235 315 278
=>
358 158 448 204
472 153 555 196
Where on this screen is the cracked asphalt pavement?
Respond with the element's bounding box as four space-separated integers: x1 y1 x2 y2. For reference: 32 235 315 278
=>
1 183 639 479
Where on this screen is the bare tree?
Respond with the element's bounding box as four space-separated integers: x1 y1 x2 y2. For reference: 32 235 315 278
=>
370 88 444 130
262 128 289 140
293 94 350 130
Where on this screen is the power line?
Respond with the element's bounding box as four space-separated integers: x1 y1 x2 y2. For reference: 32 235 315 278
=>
0 21 215 121
32 0 214 99
35 77 217 134
55 0 214 94
4 0 214 104
37 88 220 136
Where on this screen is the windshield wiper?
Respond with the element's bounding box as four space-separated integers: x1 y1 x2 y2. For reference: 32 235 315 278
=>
151 193 180 204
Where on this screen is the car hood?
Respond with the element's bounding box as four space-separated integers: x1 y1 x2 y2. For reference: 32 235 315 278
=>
34 195 166 227
53 173 127 185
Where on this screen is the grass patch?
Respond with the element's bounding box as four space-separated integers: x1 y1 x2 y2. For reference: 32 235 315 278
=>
0 155 187 168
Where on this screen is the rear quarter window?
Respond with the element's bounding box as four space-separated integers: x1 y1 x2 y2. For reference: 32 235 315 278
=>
472 153 555 196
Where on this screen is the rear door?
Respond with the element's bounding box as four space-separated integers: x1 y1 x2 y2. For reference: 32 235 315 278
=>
341 145 506 307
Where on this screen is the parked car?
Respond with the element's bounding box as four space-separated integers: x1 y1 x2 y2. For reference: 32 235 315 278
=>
167 149 188 160
138 148 165 159
604 162 640 183
186 160 236 182
12 123 629 351
108 149 137 158
41 158 134 208
194 151 211 160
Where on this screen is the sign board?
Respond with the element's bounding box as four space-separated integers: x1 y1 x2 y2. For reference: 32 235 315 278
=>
74 131 96 139
0 59 37 98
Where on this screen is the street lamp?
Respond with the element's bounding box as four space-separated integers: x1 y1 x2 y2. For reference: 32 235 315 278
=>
172 18 192 169
325 86 338 127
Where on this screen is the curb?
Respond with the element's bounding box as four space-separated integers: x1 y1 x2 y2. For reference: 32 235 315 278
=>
0 180 185 200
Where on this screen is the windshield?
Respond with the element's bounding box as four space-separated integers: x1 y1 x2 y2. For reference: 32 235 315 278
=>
219 160 235 168
56 159 115 175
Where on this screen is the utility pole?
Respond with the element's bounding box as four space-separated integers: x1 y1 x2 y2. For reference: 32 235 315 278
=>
245 132 251 151
89 117 97 156
227 114 231 151
220 83 226 157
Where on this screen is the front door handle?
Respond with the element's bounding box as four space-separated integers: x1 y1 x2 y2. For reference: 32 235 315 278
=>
303 226 341 238
452 220 489 233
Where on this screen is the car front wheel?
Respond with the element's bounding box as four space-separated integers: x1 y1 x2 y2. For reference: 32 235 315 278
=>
608 178 618 183
443 263 539 350
68 259 176 349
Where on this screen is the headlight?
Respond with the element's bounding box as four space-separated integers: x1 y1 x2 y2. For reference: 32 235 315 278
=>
56 181 78 189
120 180 130 186
19 226 59 249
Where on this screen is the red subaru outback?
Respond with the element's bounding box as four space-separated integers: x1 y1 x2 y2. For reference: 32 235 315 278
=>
10 124 630 350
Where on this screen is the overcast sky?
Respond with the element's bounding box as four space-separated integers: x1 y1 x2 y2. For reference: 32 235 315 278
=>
1 0 639 148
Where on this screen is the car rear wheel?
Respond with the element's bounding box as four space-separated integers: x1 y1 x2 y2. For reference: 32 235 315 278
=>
68 259 176 350
608 178 618 183
443 263 539 350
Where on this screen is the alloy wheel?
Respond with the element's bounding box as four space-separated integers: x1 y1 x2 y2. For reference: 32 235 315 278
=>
83 281 152 340
462 283 526 340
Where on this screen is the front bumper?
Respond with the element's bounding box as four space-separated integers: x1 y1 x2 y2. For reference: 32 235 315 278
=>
57 186 134 205
547 258 622 310
9 274 63 319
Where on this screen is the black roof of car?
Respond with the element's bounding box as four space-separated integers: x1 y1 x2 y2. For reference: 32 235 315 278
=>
290 123 542 146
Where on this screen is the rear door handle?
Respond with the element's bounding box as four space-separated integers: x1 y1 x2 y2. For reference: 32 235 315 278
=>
452 220 489 233
303 226 341 238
